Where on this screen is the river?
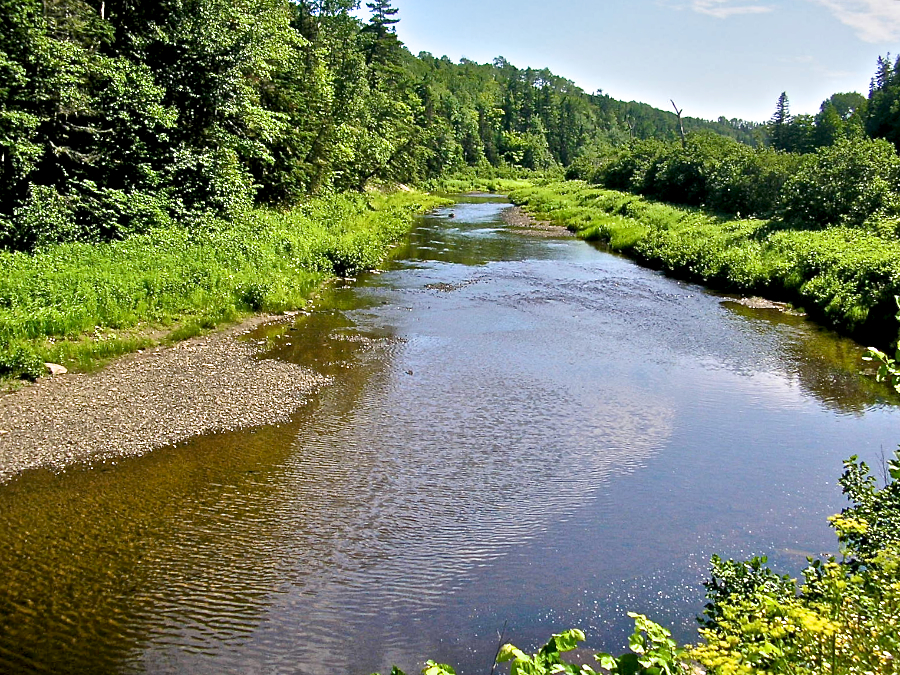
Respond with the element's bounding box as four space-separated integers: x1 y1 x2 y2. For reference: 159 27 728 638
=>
1 194 898 674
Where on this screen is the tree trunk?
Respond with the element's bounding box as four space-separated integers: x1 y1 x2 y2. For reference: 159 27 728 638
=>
671 100 686 147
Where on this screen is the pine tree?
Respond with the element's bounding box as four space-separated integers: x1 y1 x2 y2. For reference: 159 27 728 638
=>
365 0 399 37
770 91 791 151
360 0 402 68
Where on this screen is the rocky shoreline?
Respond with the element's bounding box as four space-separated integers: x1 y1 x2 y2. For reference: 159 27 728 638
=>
500 204 573 236
0 315 328 484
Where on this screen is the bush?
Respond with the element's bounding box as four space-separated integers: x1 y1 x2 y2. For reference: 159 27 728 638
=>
599 139 668 192
593 135 803 220
780 137 900 230
0 343 44 381
691 451 900 675
707 146 799 218
379 617 690 675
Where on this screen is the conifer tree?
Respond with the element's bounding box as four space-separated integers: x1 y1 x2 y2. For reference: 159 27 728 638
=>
360 0 401 69
770 91 791 151
365 0 399 37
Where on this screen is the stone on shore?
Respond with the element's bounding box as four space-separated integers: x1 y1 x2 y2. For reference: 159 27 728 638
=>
44 363 68 376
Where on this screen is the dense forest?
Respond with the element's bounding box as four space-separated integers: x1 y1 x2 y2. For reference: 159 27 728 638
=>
0 0 778 253
6 0 900 255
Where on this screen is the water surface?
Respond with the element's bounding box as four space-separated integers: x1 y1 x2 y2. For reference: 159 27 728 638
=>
1 194 898 674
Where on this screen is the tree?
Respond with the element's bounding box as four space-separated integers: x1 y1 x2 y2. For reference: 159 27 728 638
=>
769 91 791 151
866 54 900 151
365 0 399 35
670 100 686 147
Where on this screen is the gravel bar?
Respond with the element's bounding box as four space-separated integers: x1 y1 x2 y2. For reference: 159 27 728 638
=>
0 316 329 484
501 205 574 236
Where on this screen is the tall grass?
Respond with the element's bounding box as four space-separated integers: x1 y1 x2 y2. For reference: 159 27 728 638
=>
0 191 448 380
509 181 900 347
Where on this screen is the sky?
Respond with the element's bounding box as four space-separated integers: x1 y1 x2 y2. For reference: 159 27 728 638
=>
368 0 900 123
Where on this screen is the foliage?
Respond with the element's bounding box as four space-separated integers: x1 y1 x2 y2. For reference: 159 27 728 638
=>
690 450 900 675
0 342 44 381
0 190 446 380
378 616 689 675
0 0 772 253
780 137 900 230
586 132 900 232
864 345 900 394
863 299 900 392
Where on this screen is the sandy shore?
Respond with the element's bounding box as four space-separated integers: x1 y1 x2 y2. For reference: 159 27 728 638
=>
0 315 328 484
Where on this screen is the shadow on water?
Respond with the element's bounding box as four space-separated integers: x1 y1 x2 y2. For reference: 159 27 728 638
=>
0 192 898 674
719 300 897 414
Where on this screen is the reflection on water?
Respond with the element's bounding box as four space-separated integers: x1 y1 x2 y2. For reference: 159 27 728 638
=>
1 193 898 674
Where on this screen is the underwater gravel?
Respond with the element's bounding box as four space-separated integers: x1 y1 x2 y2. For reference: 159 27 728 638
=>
0 316 329 484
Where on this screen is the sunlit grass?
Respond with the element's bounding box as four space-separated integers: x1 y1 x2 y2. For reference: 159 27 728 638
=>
0 191 449 380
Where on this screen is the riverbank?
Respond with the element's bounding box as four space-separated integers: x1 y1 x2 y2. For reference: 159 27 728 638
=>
0 189 447 482
507 180 900 348
0 314 328 483
0 190 449 382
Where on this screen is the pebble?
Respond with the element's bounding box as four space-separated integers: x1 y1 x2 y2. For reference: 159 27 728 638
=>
0 317 329 484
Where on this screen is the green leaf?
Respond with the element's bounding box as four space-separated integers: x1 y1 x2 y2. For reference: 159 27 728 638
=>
498 644 529 663
595 653 617 671
422 661 455 675
553 629 585 652
627 631 645 655
615 653 642 675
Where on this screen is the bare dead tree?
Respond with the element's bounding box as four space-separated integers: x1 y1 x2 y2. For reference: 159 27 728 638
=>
625 115 636 142
671 100 686 147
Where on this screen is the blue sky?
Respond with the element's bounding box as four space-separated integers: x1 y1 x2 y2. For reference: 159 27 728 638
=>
373 0 900 122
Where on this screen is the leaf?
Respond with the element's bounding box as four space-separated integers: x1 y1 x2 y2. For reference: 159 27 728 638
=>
553 629 585 652
595 653 617 671
615 653 642 675
889 460 900 481
422 661 455 675
498 644 529 663
628 631 645 655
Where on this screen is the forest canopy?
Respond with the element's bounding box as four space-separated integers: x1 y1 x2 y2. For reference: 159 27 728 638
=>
0 0 762 252
3 0 900 253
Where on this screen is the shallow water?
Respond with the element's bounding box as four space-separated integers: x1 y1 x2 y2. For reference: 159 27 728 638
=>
1 194 898 674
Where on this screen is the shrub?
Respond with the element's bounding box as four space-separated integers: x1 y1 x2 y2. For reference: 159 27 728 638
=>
691 450 900 675
0 343 44 381
780 137 900 230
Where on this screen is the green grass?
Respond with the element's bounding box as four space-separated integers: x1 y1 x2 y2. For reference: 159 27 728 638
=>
508 180 900 347
0 190 449 381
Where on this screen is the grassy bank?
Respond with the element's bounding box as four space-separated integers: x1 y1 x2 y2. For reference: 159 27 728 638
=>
508 180 900 348
0 191 448 381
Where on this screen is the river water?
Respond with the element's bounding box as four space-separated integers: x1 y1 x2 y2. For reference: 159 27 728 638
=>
1 194 898 674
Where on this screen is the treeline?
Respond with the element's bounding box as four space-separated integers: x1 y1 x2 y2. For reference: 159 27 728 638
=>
569 60 900 238
0 0 760 253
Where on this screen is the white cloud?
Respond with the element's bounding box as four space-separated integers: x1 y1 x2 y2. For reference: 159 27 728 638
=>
813 0 900 42
692 0 774 17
